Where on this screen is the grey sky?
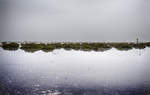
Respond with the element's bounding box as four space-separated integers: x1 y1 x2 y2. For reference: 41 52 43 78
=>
0 0 150 42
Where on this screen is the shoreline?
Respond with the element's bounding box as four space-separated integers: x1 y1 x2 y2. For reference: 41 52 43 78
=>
1 42 150 52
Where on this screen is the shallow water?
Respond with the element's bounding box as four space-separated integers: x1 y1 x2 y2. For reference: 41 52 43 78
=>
0 48 150 95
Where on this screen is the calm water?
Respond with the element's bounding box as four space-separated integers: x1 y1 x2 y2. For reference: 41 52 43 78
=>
0 47 150 95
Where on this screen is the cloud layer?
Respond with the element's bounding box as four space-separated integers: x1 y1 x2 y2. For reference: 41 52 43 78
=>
0 0 150 42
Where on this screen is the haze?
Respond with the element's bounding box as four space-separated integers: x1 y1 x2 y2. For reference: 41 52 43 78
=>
0 0 150 42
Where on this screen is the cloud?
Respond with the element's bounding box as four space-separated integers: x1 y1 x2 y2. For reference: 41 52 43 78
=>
0 0 150 42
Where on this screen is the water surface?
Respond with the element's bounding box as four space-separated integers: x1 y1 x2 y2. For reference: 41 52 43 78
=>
0 48 150 95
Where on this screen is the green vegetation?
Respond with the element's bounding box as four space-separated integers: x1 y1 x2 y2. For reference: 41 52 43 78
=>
20 43 42 52
20 43 55 52
108 43 133 51
131 43 146 49
146 42 150 47
41 44 55 52
1 42 19 51
80 43 111 51
1 42 150 52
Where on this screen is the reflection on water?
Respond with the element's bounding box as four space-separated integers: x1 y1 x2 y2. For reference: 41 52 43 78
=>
0 48 150 95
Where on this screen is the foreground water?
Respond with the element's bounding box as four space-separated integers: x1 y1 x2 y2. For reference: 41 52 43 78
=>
0 48 150 95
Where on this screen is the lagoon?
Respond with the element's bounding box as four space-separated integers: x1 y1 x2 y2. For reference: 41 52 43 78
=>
0 47 150 95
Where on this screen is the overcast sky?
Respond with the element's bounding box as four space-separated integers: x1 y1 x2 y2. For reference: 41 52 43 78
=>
0 0 150 42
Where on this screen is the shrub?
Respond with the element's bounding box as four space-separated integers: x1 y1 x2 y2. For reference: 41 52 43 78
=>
41 44 55 52
2 42 19 50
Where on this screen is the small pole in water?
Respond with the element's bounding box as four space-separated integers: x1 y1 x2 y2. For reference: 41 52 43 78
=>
136 37 139 44
136 32 140 44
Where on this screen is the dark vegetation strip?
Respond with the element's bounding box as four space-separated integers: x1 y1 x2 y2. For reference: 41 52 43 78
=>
1 42 150 52
1 42 19 51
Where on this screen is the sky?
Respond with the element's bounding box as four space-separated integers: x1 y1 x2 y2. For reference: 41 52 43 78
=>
0 0 150 42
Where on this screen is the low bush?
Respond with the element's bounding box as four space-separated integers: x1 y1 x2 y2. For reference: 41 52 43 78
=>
2 42 19 50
